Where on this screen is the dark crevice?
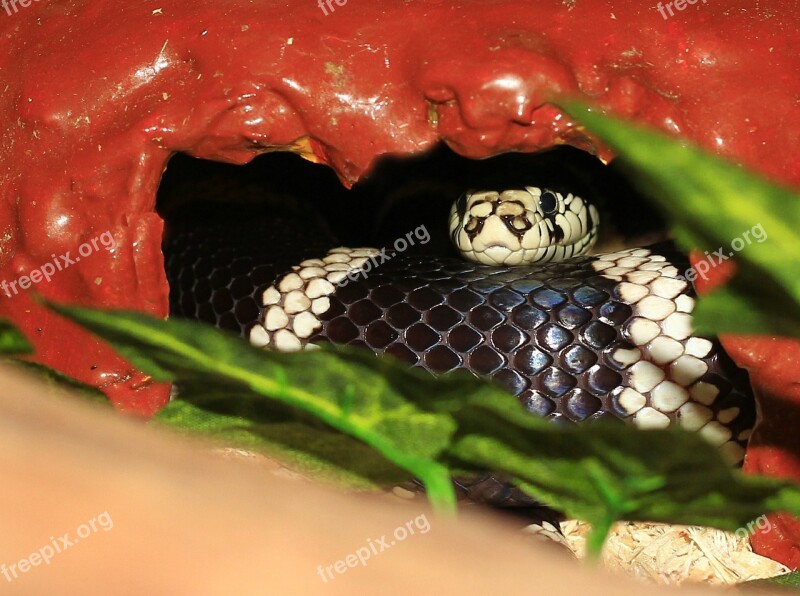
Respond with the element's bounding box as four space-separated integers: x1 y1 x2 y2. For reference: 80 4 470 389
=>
156 143 668 257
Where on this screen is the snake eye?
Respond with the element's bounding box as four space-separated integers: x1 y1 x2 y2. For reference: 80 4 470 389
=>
539 190 558 214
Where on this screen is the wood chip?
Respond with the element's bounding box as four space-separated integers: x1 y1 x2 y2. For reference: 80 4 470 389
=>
558 520 790 586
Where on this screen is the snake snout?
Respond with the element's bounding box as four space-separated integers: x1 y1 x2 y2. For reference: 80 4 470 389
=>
472 216 521 250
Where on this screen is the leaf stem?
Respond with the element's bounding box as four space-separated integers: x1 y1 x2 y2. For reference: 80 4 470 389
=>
421 467 458 516
583 459 623 561
585 515 614 561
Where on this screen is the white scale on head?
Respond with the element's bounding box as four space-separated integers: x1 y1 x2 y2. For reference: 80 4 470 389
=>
449 186 600 266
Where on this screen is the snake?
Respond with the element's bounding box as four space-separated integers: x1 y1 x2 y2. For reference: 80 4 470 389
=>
161 166 756 527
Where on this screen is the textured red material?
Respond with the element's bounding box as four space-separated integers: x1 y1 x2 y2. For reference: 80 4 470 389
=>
1 0 799 565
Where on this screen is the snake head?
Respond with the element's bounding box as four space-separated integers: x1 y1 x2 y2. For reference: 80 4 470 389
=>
449 186 600 266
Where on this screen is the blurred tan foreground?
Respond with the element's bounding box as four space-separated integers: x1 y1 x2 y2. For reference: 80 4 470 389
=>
0 365 775 595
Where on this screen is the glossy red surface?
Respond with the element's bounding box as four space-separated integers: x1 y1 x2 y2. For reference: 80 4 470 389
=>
1 0 799 565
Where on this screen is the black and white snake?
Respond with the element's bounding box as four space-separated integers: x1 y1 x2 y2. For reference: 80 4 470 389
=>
161 154 755 517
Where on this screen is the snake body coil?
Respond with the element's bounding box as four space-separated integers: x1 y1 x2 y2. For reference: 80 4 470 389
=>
164 193 756 473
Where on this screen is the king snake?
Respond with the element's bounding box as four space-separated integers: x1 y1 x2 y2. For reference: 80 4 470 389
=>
162 162 755 531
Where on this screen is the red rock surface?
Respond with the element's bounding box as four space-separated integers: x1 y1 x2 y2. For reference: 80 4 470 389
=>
1 0 798 566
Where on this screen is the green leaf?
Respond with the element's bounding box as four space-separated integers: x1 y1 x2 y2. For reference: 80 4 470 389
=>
441 389 800 556
46 302 458 512
155 391 410 489
0 319 33 355
560 100 800 337
693 288 800 337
